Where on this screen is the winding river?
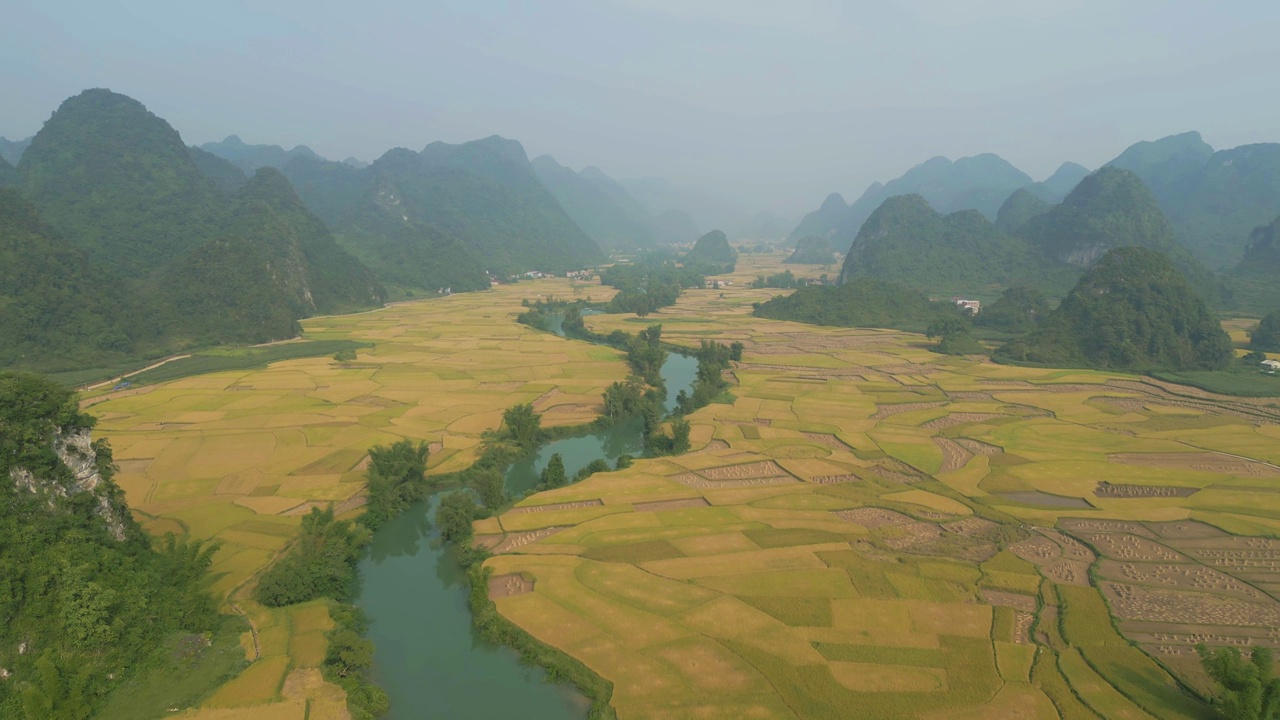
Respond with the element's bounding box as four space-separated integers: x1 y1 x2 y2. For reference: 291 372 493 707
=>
355 320 698 719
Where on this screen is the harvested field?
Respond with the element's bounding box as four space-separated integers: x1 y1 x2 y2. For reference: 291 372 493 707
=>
955 438 1003 456
631 498 710 512
872 402 946 420
492 526 568 553
1096 483 1198 498
1008 536 1061 564
488 573 534 598
510 499 604 514
933 437 972 472
922 413 1007 430
1109 452 1280 476
981 590 1037 612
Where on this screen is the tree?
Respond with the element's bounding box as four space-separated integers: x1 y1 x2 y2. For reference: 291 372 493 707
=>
501 403 543 449
470 468 506 508
362 440 430 529
540 453 567 488
436 492 478 544
1196 644 1280 720
729 342 744 362
1251 312 1280 353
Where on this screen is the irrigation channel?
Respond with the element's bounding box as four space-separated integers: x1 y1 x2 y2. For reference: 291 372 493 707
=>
355 318 699 719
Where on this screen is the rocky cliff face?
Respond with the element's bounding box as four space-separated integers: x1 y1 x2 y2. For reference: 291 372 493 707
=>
8 428 127 541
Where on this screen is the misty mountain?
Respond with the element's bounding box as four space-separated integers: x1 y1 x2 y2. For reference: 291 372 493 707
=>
994 188 1051 234
785 235 836 265
1025 162 1091 203
682 229 736 273
3 89 384 368
188 146 248 193
278 136 603 285
531 155 655 251
739 210 791 241
200 134 325 174
0 156 16 187
619 175 746 238
796 153 1036 253
787 193 847 244
651 208 701 245
1020 166 1195 271
837 194 1055 294
999 247 1232 372
1230 215 1280 313
1105 131 1280 267
0 136 31 165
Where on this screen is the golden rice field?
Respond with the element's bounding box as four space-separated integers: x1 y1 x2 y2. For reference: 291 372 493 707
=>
87 278 624 717
88 251 1280 719
478 252 1280 719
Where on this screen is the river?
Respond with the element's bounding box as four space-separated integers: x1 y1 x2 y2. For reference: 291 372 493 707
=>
355 319 698 719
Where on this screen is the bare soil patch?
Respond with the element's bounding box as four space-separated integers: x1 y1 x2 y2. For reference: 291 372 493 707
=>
871 402 945 420
933 437 972 473
801 432 854 451
493 526 569 554
1008 536 1062 565
998 491 1093 509
632 498 710 512
1095 482 1198 498
955 438 1003 456
923 413 1007 430
981 590 1037 612
699 460 793 480
1097 560 1269 602
1075 533 1190 562
1059 518 1156 538
1042 559 1091 586
511 499 604 514
943 517 999 539
1109 452 1280 477
810 474 860 485
1102 581 1280 628
488 573 534 599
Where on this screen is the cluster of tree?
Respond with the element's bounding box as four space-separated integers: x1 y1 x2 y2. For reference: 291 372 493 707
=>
675 340 740 413
996 247 1233 371
749 270 798 289
1196 644 1280 720
255 507 370 607
0 372 220 719
322 604 389 720
926 317 987 356
624 325 668 385
752 277 969 333
362 440 433 530
974 287 1052 334
681 230 737 274
784 235 836 264
1251 312 1280 353
599 261 703 316
1231 216 1280 314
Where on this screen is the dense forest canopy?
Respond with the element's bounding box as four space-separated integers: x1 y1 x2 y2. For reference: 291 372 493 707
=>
997 247 1232 371
0 372 218 719
682 230 737 273
785 235 836 265
752 277 967 332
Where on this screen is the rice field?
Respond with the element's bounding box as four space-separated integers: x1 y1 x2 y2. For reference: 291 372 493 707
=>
88 252 1280 718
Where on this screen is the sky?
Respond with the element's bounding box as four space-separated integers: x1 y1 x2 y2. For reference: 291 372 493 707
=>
4 0 1279 219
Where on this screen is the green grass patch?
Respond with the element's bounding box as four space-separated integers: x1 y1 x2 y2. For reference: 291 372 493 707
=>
812 643 945 666
581 540 685 563
743 528 845 548
737 595 833 627
1152 370 1280 398
1080 645 1209 720
1057 585 1125 648
1031 650 1101 720
130 340 373 385
96 614 251 720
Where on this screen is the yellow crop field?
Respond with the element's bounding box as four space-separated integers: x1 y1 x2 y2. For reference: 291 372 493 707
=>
85 253 1280 718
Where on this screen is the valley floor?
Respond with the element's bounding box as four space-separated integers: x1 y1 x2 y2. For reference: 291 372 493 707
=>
88 253 1280 719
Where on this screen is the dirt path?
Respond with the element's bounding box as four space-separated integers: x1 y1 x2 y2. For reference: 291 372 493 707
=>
227 602 260 660
83 353 192 391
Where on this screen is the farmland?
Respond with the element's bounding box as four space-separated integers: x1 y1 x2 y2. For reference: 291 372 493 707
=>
86 251 1280 718
478 252 1280 719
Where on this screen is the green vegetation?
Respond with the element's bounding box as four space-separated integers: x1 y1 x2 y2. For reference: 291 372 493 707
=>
540 453 568 488
129 340 372 385
200 134 323 174
437 491 480 545
752 277 968 332
682 230 737 273
1196 645 1280 720
500 403 545 450
785 235 836 264
4 89 385 372
994 187 1050 233
1249 312 1280 352
838 194 1060 293
1150 370 1280 398
323 604 390 720
750 269 798 289
0 372 219 719
1230 217 1280 313
255 507 370 607
928 317 987 356
999 247 1232 371
362 440 433 529
675 340 735 413
531 155 655 252
599 261 703 315
975 286 1051 334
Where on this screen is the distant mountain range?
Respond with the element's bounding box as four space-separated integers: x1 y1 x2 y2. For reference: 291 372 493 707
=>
199 135 324 174
531 155 657 251
794 131 1280 271
0 135 30 166
2 89 385 369
837 166 1207 299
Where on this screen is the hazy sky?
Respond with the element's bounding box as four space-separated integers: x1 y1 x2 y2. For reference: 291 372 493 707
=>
4 0 1278 216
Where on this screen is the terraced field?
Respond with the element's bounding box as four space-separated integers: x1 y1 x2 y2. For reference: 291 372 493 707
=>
85 251 1280 718
479 253 1280 719
86 279 623 718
